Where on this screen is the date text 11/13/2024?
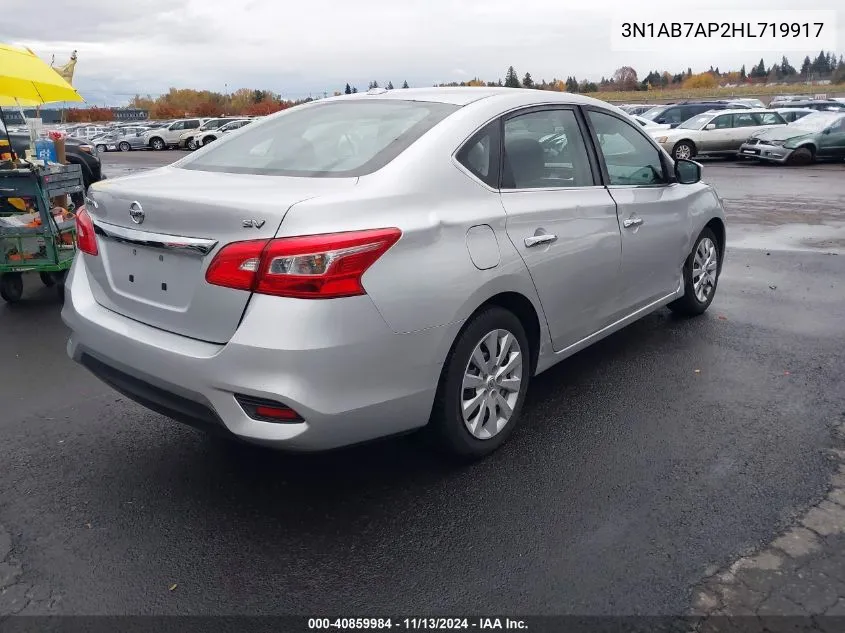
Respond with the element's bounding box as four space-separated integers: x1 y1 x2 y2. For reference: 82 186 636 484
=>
308 618 528 630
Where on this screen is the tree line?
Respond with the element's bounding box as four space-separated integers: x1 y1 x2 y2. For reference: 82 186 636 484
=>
64 50 845 122
433 51 844 94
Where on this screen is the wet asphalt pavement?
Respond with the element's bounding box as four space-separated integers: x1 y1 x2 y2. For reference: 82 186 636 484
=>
0 152 844 617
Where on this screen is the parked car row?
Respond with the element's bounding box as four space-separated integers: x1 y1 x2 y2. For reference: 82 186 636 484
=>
644 108 845 165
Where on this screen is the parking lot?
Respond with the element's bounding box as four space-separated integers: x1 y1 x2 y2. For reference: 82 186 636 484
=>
1 151 845 617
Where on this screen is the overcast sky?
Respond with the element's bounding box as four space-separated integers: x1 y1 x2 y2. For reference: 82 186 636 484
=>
1 0 842 105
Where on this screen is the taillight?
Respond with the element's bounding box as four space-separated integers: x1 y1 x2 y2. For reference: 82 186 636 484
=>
205 228 401 299
75 207 98 256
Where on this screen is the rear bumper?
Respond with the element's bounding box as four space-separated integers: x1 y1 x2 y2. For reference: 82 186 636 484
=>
61 256 454 451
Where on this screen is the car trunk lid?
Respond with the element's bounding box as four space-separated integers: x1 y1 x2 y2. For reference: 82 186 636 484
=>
83 167 356 343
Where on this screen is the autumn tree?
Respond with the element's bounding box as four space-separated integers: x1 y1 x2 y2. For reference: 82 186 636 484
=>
612 66 638 91
504 66 520 88
682 73 717 89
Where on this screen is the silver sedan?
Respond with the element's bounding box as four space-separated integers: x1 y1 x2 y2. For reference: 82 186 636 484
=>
63 88 726 459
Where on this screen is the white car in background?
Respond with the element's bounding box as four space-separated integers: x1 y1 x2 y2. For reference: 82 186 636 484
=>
179 118 243 150
142 118 209 150
649 108 787 160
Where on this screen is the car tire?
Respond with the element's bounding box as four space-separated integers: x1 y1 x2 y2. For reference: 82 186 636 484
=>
668 227 721 317
187 139 197 151
150 137 165 151
428 306 531 460
787 146 814 166
672 141 696 160
118 141 131 152
39 272 55 287
0 273 24 303
204 135 216 145
96 144 106 153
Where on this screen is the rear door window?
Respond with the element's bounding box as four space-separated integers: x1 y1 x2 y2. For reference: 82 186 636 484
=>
733 113 758 127
180 100 458 177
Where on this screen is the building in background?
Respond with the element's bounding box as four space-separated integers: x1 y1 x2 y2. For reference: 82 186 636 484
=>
0 107 149 125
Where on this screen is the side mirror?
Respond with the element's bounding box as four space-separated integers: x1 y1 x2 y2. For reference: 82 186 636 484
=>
705 123 716 130
674 158 701 184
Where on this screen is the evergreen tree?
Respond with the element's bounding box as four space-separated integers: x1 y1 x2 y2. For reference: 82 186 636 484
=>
504 66 520 88
344 83 351 95
800 56 812 76
780 56 796 76
402 80 409 89
565 76 579 92
387 81 394 90
352 86 358 93
497 79 503 87
739 64 747 81
521 72 534 88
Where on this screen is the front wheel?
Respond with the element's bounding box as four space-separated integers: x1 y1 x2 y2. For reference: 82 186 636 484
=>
787 146 814 166
0 273 24 303
428 307 530 460
150 137 165 151
668 228 720 317
672 141 695 161
187 139 197 151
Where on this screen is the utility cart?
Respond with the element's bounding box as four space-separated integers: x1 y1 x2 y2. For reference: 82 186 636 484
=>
0 162 83 303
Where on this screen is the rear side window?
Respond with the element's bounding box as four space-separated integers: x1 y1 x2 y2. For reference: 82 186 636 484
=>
456 121 500 188
185 120 201 129
181 100 459 177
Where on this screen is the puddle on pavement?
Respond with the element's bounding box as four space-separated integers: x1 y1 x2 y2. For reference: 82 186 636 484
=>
728 222 845 254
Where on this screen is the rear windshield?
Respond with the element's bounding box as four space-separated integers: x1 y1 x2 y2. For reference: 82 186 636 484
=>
179 100 459 177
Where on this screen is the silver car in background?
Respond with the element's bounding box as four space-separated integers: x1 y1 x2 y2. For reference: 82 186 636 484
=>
63 88 726 459
649 108 787 160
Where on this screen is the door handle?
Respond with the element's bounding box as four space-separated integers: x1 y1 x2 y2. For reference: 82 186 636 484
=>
622 217 643 229
524 234 558 247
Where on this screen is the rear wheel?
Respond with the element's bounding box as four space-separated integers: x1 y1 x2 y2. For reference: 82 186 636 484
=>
118 141 131 152
428 307 530 460
668 228 720 317
0 273 24 303
150 137 165 151
187 139 197 150
54 270 68 304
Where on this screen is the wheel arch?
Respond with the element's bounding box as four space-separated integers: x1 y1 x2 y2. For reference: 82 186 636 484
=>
466 292 542 377
673 139 697 157
704 217 726 266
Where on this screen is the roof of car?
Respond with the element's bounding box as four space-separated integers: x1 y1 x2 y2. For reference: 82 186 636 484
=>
701 108 775 115
326 87 621 108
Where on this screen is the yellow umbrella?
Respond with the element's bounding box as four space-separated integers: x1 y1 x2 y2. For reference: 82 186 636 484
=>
0 43 83 105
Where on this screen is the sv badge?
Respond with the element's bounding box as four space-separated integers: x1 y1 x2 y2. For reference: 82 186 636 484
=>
242 219 266 229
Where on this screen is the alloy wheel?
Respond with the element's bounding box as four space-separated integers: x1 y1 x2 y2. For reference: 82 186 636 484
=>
461 329 523 440
692 237 718 303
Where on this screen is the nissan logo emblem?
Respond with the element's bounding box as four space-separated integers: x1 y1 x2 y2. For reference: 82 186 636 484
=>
129 201 145 225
